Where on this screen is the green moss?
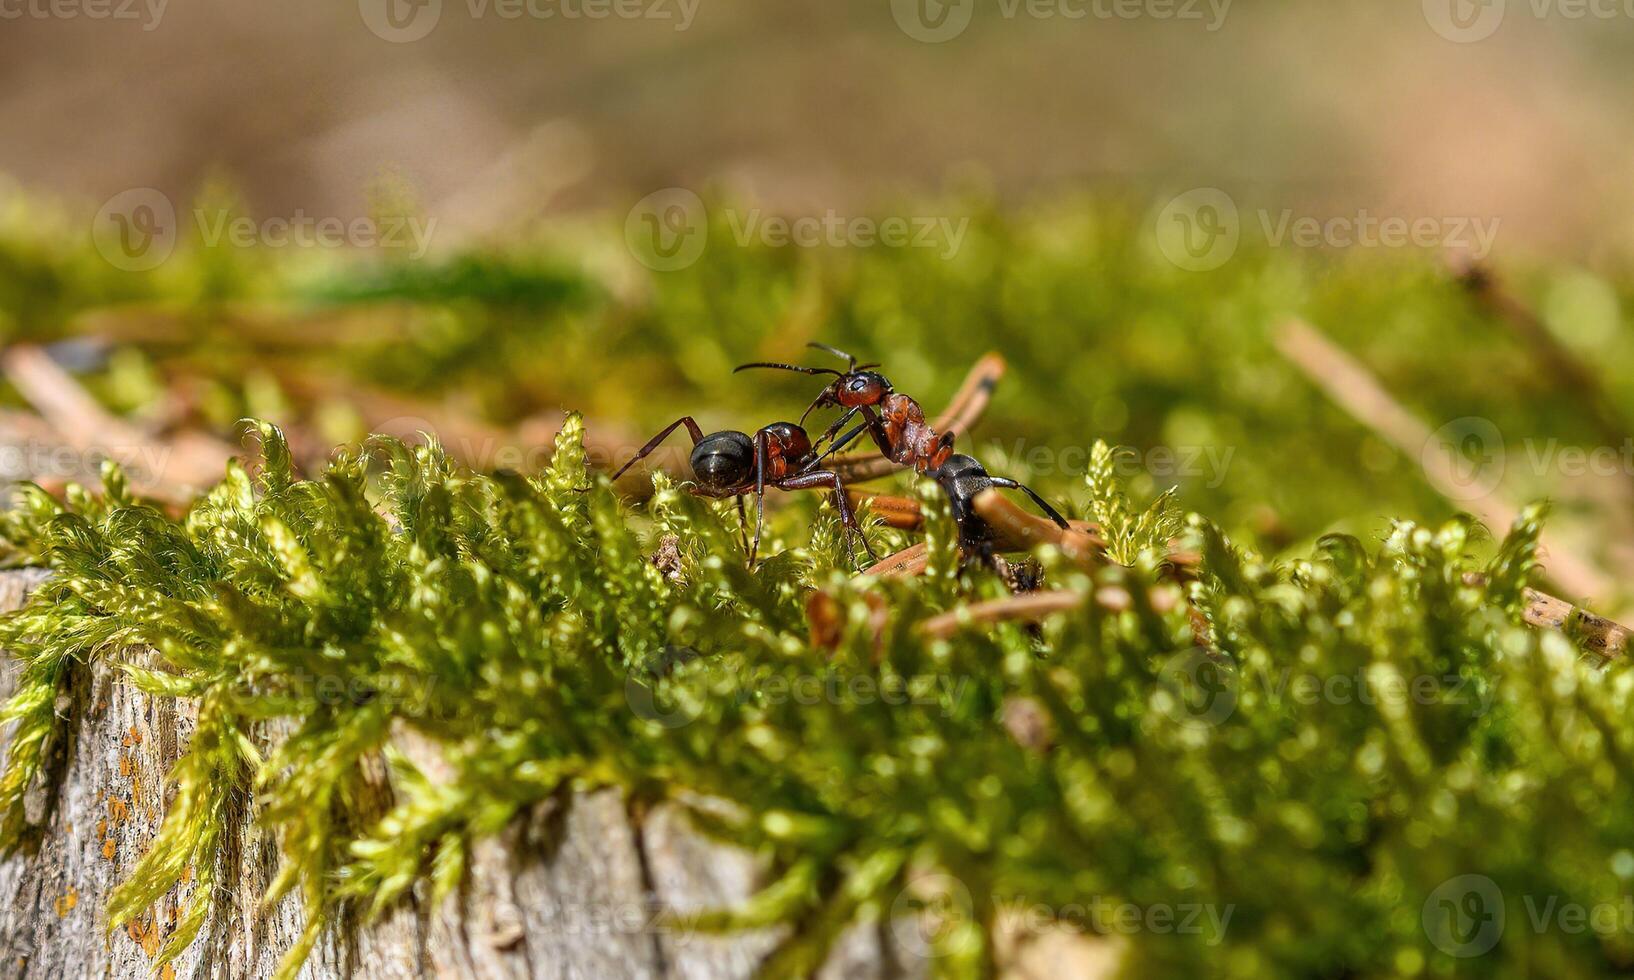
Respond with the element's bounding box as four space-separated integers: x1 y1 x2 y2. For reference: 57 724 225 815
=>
0 417 1623 978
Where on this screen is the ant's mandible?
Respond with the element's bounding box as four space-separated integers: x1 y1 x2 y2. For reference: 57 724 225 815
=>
610 416 876 567
735 343 956 475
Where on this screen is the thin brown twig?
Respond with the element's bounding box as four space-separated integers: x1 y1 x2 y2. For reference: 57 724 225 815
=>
0 344 236 501
862 542 929 578
914 574 1634 657
917 584 1186 640
1451 256 1634 468
845 490 924 530
1273 318 1612 602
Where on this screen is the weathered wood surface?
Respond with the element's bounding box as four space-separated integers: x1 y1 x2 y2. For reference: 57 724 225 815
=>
0 569 963 979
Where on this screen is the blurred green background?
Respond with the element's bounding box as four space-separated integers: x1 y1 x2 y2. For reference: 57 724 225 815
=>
3 0 1634 609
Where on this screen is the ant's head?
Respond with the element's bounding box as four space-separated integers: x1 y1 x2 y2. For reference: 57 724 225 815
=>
931 453 988 500
733 343 891 422
795 370 894 426
931 454 995 546
834 370 893 407
689 430 754 491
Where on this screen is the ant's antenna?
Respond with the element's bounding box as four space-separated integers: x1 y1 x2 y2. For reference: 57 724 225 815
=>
807 342 861 371
734 362 844 377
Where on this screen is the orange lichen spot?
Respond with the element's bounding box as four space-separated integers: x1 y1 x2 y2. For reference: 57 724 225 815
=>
125 914 161 958
53 887 77 917
102 837 117 860
160 965 175 980
119 755 133 778
123 726 143 747
179 866 193 886
108 798 129 823
97 818 107 837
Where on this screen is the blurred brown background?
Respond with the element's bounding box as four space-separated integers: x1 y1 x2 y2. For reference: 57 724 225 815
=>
5 0 1634 258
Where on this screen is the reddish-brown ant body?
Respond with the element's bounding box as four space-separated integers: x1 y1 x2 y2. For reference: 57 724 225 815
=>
610 416 875 566
736 343 956 474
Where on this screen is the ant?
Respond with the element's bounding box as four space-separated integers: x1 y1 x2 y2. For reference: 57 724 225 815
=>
735 343 956 474
610 416 877 567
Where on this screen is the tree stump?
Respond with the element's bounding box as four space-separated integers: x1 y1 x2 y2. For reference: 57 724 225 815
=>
0 569 950 979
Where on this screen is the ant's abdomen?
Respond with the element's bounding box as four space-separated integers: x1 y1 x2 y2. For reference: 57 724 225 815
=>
690 431 755 489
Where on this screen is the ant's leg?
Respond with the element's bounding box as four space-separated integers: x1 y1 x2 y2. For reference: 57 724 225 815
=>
809 421 870 469
814 406 862 449
812 405 894 470
988 477 1071 529
858 405 895 458
611 417 706 482
735 495 750 553
749 430 770 568
778 469 879 563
